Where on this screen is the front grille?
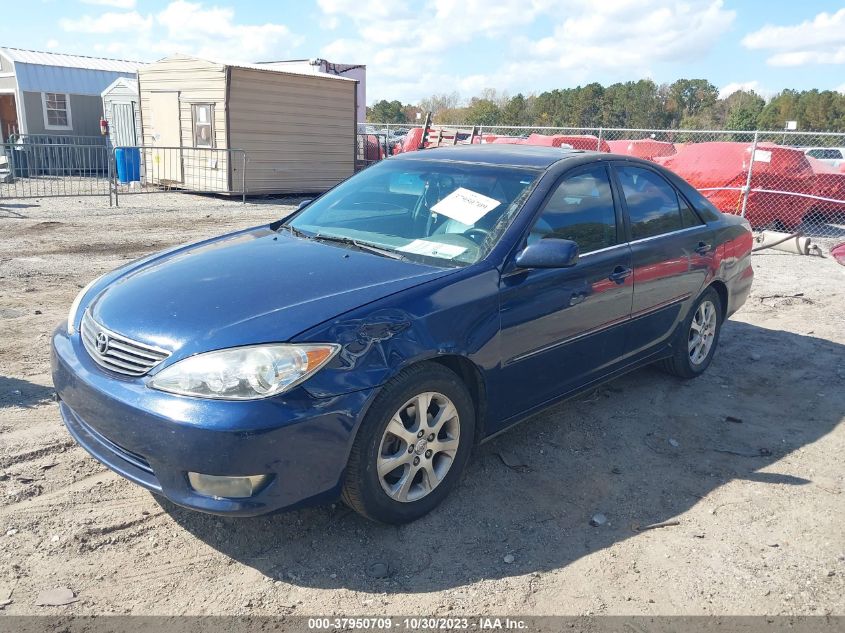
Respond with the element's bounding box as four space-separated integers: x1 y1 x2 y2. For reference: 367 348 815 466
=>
81 311 170 377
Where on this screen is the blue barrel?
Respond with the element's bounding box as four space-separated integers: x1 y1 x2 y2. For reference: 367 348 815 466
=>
115 147 141 183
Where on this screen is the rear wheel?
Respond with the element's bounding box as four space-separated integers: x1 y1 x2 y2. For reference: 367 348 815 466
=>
659 287 722 379
342 363 475 524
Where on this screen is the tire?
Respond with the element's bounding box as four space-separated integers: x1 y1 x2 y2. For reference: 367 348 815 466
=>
658 287 723 379
342 362 475 524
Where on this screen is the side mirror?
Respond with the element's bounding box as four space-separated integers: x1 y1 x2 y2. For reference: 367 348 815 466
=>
296 199 313 211
515 238 579 269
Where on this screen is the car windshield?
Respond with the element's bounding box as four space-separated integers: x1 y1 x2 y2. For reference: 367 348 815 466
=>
285 159 540 266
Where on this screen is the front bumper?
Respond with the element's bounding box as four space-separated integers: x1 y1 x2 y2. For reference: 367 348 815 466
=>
51 327 374 516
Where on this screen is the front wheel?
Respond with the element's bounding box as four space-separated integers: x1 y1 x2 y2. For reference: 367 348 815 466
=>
342 363 475 524
659 288 723 379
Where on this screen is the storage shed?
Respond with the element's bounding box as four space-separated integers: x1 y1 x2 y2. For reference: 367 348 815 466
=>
137 54 358 194
101 77 141 147
0 47 142 142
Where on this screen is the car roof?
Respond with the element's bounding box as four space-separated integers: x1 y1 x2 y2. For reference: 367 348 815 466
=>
390 144 590 169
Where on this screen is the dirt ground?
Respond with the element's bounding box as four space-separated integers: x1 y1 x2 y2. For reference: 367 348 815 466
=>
0 193 843 617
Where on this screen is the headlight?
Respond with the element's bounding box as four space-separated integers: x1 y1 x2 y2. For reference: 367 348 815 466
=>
148 343 340 400
67 274 105 335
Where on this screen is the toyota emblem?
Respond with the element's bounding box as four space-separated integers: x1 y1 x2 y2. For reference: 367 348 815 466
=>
95 331 110 355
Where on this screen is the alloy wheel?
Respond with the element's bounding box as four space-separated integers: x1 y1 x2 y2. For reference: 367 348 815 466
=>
689 299 718 366
376 391 460 503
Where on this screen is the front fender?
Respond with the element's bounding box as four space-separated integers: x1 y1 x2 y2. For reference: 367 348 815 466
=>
293 267 502 399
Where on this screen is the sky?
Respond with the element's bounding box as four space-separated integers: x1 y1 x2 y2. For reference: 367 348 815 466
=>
1 0 844 105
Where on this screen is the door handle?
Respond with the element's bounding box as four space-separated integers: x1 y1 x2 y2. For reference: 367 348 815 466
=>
695 241 712 255
608 265 632 284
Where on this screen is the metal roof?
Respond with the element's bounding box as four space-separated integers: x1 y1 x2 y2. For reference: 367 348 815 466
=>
0 47 143 96
149 54 357 82
0 47 143 73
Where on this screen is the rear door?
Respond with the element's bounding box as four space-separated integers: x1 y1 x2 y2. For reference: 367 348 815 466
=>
611 163 714 357
495 164 633 421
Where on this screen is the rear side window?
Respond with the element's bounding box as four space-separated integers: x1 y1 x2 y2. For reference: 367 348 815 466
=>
807 148 843 160
616 165 694 239
528 165 617 254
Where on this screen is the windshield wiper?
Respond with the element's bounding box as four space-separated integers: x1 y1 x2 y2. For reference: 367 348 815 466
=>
275 223 310 238
312 233 408 261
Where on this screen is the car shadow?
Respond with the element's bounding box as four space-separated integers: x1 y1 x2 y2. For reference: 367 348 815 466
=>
0 375 55 408
160 320 844 593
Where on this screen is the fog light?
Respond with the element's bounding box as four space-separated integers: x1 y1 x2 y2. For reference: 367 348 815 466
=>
187 473 271 499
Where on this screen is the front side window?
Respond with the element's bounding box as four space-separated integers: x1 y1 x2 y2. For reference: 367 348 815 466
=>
43 93 71 129
286 159 540 266
528 165 617 254
616 165 691 239
192 104 214 148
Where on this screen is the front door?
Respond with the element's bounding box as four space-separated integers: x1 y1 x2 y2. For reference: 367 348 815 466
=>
112 102 137 147
0 94 18 142
148 92 182 184
611 163 715 357
493 164 633 424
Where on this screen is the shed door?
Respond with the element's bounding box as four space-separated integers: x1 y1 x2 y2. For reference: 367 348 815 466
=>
112 102 137 147
148 92 182 184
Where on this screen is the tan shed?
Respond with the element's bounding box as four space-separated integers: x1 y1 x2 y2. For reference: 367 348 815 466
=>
137 54 357 194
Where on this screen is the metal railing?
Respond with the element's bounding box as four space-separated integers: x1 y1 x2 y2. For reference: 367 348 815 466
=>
0 140 111 199
111 146 248 205
366 122 845 244
1 142 249 205
356 132 389 170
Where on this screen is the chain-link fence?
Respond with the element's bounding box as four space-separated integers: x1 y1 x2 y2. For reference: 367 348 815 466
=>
367 123 845 245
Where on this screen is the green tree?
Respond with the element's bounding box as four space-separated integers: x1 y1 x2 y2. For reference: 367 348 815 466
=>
665 79 719 127
464 98 501 126
367 100 408 123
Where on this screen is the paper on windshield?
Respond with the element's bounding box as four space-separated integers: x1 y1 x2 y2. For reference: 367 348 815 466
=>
399 240 467 259
430 187 501 226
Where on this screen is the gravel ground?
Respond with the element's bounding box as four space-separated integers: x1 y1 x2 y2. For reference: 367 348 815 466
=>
0 193 843 616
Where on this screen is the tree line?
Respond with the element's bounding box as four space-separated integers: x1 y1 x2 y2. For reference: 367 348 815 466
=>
366 79 845 132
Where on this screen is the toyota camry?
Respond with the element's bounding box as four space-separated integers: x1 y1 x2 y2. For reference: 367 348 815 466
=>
52 145 753 524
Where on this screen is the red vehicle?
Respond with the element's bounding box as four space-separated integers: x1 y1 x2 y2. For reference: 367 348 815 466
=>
526 133 611 152
607 139 676 161
656 142 816 230
806 156 845 219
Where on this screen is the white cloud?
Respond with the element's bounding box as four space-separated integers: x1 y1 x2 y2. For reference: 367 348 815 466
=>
62 1 299 63
742 9 845 66
319 0 734 104
60 11 153 34
45 39 60 50
155 1 297 61
838 84 845 95
519 1 734 74
80 0 136 8
718 81 763 99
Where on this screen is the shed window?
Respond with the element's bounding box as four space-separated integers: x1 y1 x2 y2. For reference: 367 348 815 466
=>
42 93 72 130
192 104 214 148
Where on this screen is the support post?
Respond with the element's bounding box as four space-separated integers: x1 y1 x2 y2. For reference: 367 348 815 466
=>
741 131 759 218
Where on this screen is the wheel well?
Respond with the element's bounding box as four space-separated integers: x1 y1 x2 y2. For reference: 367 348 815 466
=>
428 355 488 444
708 279 729 319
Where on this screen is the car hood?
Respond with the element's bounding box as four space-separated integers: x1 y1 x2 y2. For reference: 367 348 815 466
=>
89 227 451 357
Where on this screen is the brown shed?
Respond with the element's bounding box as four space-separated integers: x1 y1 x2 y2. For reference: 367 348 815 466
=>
137 54 357 194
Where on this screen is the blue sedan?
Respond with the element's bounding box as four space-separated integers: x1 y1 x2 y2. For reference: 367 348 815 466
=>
51 145 754 524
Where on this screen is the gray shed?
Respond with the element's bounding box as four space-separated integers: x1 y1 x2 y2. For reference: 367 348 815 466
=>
101 77 140 148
